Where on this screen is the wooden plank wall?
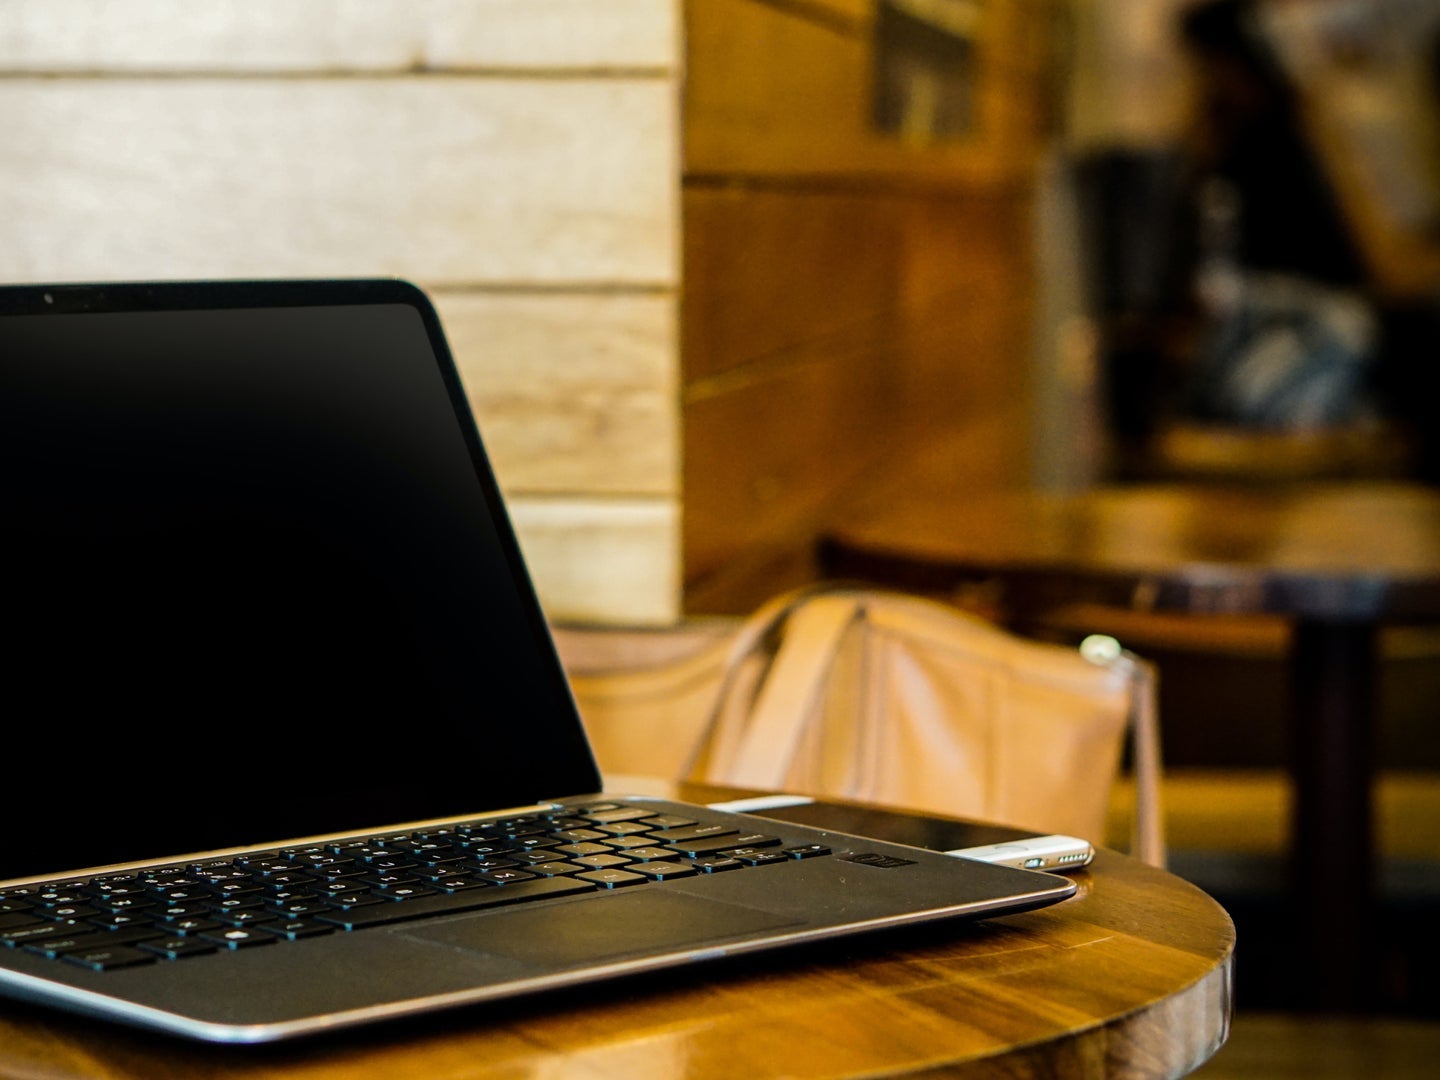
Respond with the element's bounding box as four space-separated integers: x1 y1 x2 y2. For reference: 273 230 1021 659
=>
0 0 683 626
680 0 1049 614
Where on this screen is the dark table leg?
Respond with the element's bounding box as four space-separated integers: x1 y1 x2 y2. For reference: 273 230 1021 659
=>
1289 620 1379 1011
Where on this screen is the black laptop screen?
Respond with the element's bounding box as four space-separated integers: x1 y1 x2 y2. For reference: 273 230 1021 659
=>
0 280 600 881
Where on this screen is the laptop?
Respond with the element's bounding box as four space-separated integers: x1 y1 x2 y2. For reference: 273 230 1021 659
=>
0 278 1076 1044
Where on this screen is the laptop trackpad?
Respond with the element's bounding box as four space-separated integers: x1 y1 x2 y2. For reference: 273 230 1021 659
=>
400 890 802 968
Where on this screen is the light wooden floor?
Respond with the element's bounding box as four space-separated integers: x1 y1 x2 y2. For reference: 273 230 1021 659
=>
1191 1012 1440 1078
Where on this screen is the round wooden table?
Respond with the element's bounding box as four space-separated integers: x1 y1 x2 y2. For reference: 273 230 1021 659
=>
0 781 1233 1080
821 479 1440 1011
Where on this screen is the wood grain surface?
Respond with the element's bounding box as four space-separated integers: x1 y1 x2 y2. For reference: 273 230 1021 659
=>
823 481 1440 620
683 0 1048 185
0 782 1234 1080
0 0 678 72
0 78 676 286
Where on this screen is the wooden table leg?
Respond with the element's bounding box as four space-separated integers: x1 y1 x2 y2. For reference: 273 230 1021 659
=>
1289 620 1379 1011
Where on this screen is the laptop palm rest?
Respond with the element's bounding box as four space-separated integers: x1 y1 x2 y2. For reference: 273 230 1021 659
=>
400 891 802 968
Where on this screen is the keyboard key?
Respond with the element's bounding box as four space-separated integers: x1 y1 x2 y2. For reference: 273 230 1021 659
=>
322 892 387 911
582 808 656 825
430 879 489 895
594 821 652 837
83 882 145 900
24 926 165 959
62 945 156 971
34 890 88 907
259 918 335 942
783 844 831 859
137 936 219 960
452 840 516 857
617 846 683 862
664 833 780 857
153 902 213 920
510 837 562 852
550 828 607 842
507 850 574 866
655 823 735 843
309 880 370 898
198 927 278 950
210 881 264 897
242 859 298 875
727 848 789 866
575 869 647 888
267 900 334 918
167 918 223 936
147 886 210 903
553 842 611 857
526 861 584 876
637 814 697 830
256 873 315 889
45 903 103 921
544 817 593 831
210 896 266 914
210 909 273 927
85 913 150 931
377 885 436 901
464 857 521 873
689 856 744 873
572 854 631 870
358 872 420 888
605 835 663 850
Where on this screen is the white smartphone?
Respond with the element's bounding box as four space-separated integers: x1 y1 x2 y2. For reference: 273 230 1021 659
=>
712 795 1096 873
944 835 1094 871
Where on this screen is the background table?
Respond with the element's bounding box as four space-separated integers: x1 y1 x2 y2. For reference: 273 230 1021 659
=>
0 780 1233 1080
821 480 1440 1010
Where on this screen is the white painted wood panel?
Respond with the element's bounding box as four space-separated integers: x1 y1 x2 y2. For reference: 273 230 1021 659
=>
508 497 680 626
0 78 677 285
436 291 678 497
0 0 679 71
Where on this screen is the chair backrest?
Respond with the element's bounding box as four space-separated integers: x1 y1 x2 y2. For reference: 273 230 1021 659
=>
557 583 1166 867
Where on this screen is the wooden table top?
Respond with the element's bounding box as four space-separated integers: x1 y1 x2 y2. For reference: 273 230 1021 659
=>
0 781 1235 1080
823 481 1440 621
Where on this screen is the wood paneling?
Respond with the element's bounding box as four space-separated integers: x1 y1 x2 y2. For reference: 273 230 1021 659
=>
677 2 1049 614
682 187 902 383
683 319 896 604
683 0 1048 185
680 182 1037 613
0 78 676 286
0 0 679 71
508 498 680 625
438 292 677 497
887 190 1036 440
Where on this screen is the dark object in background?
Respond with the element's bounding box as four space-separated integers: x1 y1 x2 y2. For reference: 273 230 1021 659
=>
1070 147 1191 448
1078 0 1440 479
1179 0 1368 289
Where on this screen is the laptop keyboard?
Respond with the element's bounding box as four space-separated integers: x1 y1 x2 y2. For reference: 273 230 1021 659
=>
0 802 833 973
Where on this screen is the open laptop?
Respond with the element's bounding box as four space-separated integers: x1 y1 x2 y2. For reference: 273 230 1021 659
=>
0 278 1076 1044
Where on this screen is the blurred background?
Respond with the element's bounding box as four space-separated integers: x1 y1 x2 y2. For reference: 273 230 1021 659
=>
3 0 1439 1068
